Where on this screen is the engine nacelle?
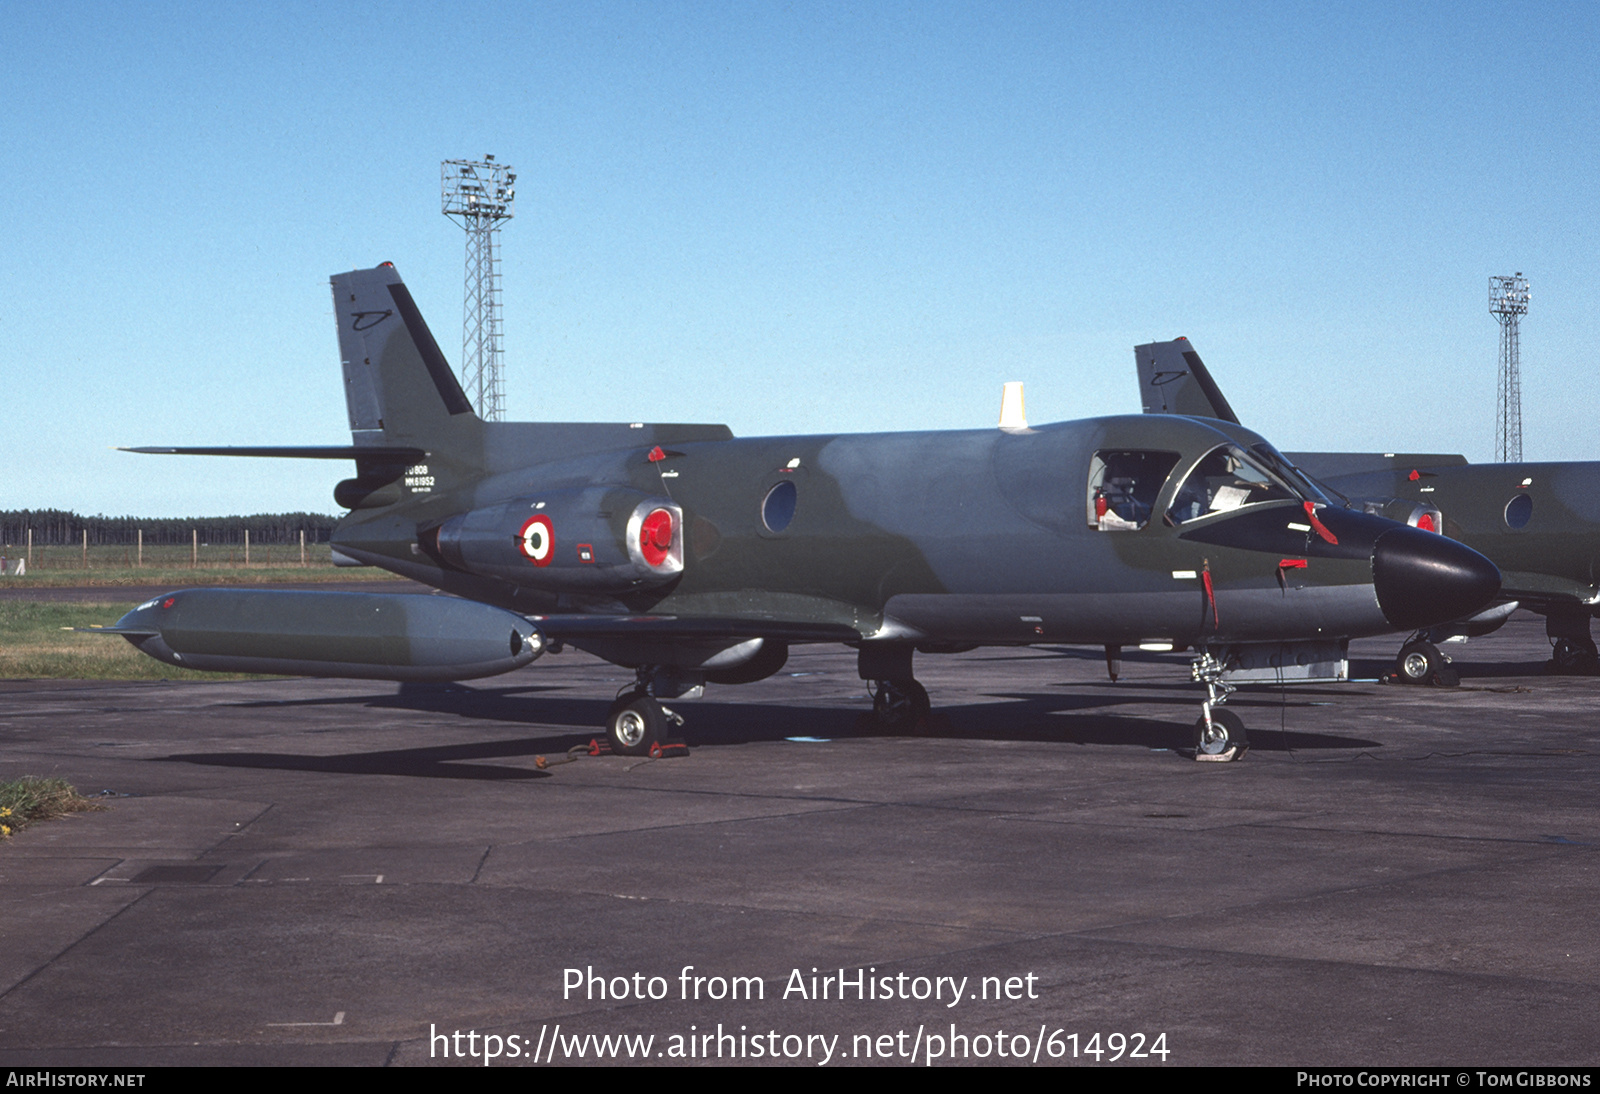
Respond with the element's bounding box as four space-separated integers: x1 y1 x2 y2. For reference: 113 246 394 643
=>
109 588 545 681
1360 497 1444 534
425 488 684 593
1426 599 1520 642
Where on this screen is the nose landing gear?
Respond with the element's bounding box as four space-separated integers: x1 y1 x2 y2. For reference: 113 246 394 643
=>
1191 649 1249 762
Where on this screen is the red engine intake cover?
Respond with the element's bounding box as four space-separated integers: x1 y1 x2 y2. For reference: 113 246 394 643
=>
639 508 674 568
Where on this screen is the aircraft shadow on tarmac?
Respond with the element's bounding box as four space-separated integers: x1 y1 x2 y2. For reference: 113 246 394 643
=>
162 738 558 781
1045 643 1568 683
964 692 1381 752
164 678 1381 781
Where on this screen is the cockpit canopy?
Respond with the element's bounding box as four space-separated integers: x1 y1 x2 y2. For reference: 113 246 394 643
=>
1089 441 1325 531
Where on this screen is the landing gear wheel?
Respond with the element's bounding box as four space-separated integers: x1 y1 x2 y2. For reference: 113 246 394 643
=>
1549 638 1600 675
871 679 930 729
606 692 665 756
1395 641 1455 686
1194 708 1248 762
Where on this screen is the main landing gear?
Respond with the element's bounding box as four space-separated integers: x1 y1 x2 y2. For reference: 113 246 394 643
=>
1546 612 1600 676
1191 649 1249 762
869 678 930 729
605 667 689 756
1392 636 1458 687
859 643 931 730
1549 638 1600 675
605 692 677 756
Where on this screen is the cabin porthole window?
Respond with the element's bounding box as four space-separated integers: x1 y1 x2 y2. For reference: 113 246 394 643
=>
1504 493 1533 530
762 480 798 533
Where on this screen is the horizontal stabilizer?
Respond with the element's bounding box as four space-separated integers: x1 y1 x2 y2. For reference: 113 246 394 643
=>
120 445 428 462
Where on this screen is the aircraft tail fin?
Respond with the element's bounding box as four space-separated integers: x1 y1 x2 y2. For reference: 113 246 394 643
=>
330 264 485 491
1133 337 1240 423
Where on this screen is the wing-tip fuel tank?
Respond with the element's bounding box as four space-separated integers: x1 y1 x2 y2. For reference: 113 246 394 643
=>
112 264 1504 762
108 589 545 681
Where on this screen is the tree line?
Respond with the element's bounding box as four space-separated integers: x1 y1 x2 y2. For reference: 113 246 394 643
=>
0 510 339 547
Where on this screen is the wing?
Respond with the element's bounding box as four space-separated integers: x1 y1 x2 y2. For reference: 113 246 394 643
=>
527 614 862 643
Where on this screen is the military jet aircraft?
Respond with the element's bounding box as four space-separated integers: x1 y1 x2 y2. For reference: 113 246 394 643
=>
108 265 1501 762
1134 336 1600 683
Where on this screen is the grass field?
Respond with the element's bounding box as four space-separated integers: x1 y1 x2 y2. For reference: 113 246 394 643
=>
0 777 105 839
0 600 273 680
0 543 400 588
0 546 411 678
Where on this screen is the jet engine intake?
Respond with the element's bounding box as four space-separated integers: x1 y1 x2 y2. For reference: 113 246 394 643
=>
1360 497 1444 534
1371 525 1501 630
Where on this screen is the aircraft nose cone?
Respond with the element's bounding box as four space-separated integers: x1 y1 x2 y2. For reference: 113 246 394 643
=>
1372 527 1501 630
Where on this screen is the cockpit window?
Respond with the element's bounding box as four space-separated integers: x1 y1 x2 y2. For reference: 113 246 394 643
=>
1247 442 1329 505
1087 450 1180 531
1166 445 1301 524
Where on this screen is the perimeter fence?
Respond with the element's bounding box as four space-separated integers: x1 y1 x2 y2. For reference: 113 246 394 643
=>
0 510 341 572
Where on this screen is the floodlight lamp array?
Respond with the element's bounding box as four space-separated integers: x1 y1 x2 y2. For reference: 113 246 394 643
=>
1488 273 1529 319
442 158 516 222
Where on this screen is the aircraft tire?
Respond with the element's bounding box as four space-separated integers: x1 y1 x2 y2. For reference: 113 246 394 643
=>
1549 639 1600 676
607 693 664 756
1395 641 1446 685
1193 709 1248 762
872 679 930 729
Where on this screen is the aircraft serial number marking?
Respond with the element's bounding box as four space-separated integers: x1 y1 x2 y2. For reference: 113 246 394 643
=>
405 463 434 493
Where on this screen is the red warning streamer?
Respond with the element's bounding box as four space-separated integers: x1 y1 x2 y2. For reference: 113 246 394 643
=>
1304 502 1339 545
1277 557 1306 592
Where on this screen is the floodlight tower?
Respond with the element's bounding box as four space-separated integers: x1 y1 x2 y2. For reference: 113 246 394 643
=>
1489 272 1530 462
442 155 516 421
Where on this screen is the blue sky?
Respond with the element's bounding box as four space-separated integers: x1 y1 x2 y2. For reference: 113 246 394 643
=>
3 1 1595 518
